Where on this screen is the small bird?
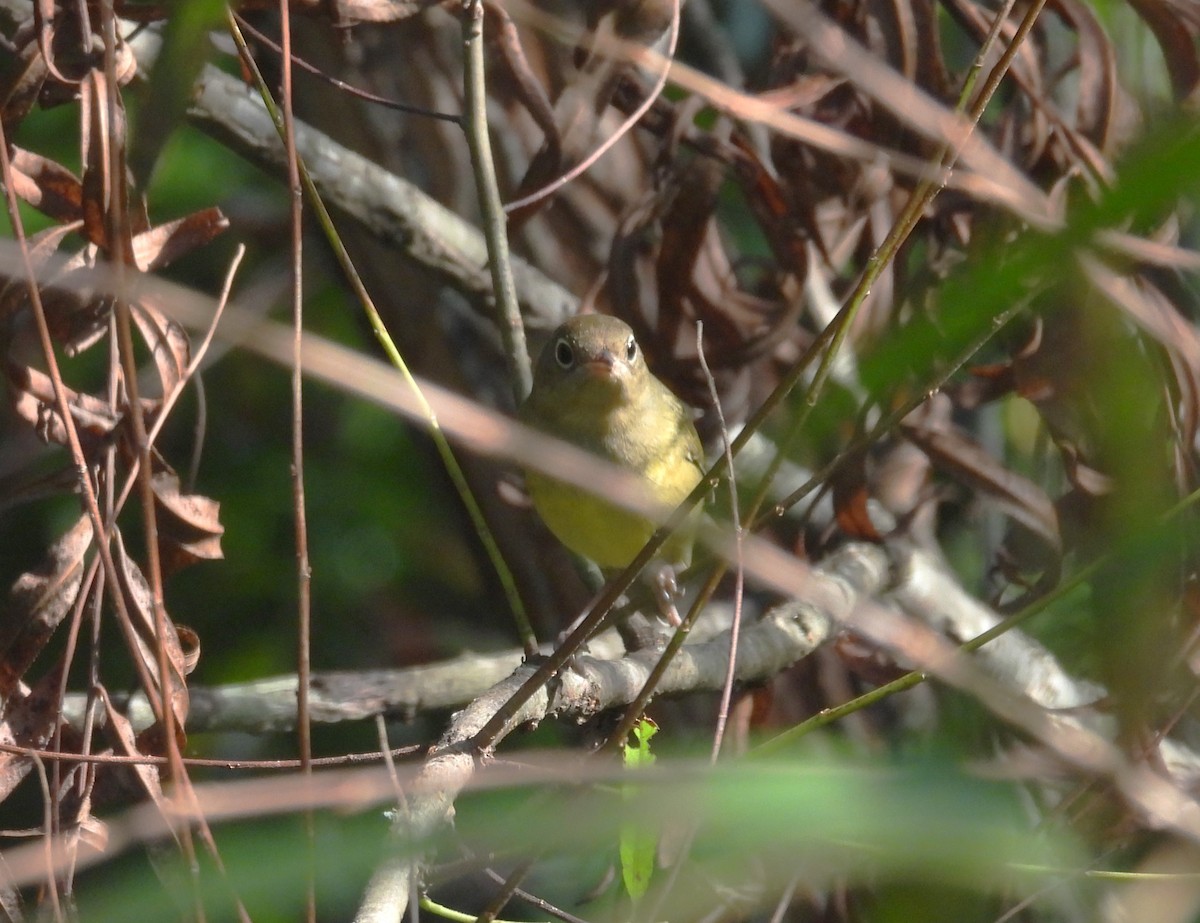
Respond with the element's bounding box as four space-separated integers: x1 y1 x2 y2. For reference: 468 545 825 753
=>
520 314 704 574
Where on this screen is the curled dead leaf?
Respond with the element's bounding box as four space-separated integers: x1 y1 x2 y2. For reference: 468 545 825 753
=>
1127 0 1200 102
0 515 93 696
9 147 84 224
131 208 230 274
0 33 48 129
337 0 432 22
112 538 191 736
0 667 74 804
831 448 884 542
151 468 225 575
6 362 120 448
96 685 170 813
131 299 190 401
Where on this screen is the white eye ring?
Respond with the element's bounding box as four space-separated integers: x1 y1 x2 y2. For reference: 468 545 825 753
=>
554 338 574 369
625 337 638 362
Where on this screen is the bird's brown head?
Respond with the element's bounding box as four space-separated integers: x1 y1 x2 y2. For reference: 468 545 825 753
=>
530 315 648 409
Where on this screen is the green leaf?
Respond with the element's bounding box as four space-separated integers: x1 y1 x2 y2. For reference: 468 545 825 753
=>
620 718 660 901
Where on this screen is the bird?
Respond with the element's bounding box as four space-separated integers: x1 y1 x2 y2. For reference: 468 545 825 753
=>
519 314 704 576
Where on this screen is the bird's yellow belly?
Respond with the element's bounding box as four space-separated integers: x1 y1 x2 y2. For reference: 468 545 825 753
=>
526 463 697 569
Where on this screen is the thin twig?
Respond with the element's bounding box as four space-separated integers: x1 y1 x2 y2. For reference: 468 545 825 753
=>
696 323 743 762
462 0 532 407
481 867 593 923
148 247 242 445
276 1 318 919
502 0 680 214
111 246 243 519
460 0 539 651
233 12 462 124
33 755 64 923
762 300 1025 522
602 560 725 753
419 895 527 923
0 739 422 770
475 857 534 923
375 715 408 807
767 876 799 923
0 17 181 885
500 0 1053 226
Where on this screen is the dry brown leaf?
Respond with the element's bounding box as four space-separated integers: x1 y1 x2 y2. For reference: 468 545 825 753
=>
131 299 190 401
79 71 147 258
151 468 225 575
41 245 113 357
0 660 72 802
130 207 230 273
831 448 884 542
0 223 80 327
0 515 92 696
1051 0 1128 155
336 0 432 22
0 31 48 130
510 0 673 222
95 685 171 816
1127 0 1200 102
112 539 191 736
80 71 117 254
731 131 816 277
607 154 794 424
6 363 120 447
486 1 559 147
176 625 201 677
8 147 84 223
76 814 109 855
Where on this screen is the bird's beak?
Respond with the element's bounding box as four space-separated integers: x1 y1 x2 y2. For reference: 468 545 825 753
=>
581 349 618 378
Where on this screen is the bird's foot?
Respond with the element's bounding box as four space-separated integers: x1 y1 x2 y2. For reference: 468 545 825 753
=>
651 563 683 627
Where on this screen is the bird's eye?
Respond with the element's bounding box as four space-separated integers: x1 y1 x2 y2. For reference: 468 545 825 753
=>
625 337 638 362
554 338 575 369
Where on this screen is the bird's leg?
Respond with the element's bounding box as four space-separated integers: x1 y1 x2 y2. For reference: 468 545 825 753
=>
650 563 683 627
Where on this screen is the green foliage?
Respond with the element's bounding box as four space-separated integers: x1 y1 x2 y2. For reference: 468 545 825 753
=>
444 752 1076 920
60 752 1079 923
620 718 660 901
